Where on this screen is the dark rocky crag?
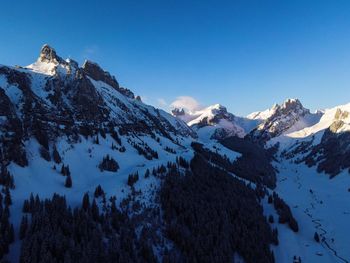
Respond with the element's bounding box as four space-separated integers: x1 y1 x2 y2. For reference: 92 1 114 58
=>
249 99 310 143
281 108 350 178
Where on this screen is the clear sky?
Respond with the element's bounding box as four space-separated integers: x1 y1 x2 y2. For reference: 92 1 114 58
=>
1 0 350 116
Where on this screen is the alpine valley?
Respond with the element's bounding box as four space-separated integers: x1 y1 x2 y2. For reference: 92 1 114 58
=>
0 45 349 263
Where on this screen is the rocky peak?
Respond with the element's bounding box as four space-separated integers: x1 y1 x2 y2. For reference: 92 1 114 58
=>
25 45 80 76
172 108 185 117
280 98 308 115
209 104 227 114
266 98 309 122
39 44 64 64
334 108 349 121
178 103 246 139
249 98 310 143
82 60 119 90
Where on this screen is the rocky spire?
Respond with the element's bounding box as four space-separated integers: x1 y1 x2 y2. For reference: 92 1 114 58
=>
39 44 64 64
271 98 309 122
249 98 310 143
172 108 185 117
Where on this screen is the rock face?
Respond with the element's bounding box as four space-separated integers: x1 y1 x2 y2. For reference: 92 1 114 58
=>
82 60 135 98
278 104 350 178
172 108 185 117
39 44 63 64
82 60 119 89
172 104 246 140
249 99 310 143
298 109 350 177
0 45 194 167
118 86 135 99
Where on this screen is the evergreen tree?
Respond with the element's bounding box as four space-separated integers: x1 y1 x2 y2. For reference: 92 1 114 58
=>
144 169 150 178
268 195 273 204
99 155 119 172
60 164 66 176
127 172 139 187
4 188 11 206
22 200 30 213
82 193 90 211
19 216 28 240
8 224 14 243
94 185 104 198
91 199 100 222
52 146 62 164
66 165 71 176
314 232 320 243
65 174 72 188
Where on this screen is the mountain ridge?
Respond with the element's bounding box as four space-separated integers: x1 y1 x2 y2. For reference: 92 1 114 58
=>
0 45 350 263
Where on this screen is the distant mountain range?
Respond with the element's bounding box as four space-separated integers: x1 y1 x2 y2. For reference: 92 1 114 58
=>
0 45 349 263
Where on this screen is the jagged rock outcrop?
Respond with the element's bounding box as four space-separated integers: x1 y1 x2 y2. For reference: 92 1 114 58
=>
118 86 135 99
82 60 135 98
300 109 350 177
82 60 119 89
173 104 246 140
39 44 64 64
279 104 350 177
249 99 310 143
172 108 185 117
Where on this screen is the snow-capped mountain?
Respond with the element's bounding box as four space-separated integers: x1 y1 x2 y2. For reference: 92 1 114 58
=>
1 45 290 263
268 102 350 177
172 104 246 140
262 103 350 263
244 98 350 178
249 99 322 143
0 45 199 261
1 44 350 263
0 45 195 166
237 99 350 262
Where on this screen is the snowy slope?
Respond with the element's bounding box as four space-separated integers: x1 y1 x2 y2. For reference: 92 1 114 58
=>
0 45 199 260
259 102 350 262
277 102 350 141
7 134 195 261
268 159 350 263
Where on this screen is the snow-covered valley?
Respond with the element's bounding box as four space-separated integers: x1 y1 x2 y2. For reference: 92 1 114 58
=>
271 160 350 263
0 45 349 263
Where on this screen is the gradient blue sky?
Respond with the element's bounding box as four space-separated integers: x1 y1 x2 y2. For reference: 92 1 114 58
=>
1 0 350 115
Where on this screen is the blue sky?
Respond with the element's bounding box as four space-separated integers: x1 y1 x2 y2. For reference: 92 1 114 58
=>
1 0 350 115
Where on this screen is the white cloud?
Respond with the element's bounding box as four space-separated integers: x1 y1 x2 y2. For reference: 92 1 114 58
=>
170 96 202 113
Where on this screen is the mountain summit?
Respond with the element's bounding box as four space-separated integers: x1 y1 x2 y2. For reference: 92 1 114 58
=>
172 104 246 140
249 98 311 142
39 44 63 64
